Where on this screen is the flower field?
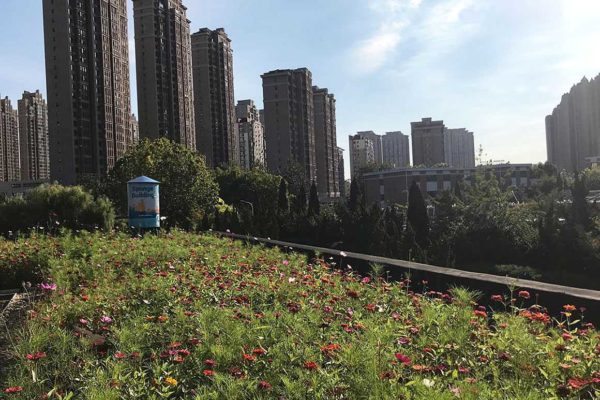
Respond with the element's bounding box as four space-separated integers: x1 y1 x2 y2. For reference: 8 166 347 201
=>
0 232 598 399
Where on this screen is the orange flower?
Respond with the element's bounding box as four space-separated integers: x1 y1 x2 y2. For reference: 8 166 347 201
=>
563 304 576 312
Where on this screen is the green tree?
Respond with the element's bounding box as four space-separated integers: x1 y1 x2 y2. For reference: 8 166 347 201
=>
348 179 361 213
278 178 289 213
105 138 218 229
407 181 429 248
308 181 320 215
294 185 307 215
571 172 591 228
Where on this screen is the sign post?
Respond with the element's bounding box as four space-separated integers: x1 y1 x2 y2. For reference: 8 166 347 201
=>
127 176 160 230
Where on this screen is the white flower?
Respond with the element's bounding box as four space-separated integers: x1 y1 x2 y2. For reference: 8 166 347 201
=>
422 378 435 388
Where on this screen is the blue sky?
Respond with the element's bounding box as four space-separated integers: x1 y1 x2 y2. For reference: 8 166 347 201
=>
1 0 600 176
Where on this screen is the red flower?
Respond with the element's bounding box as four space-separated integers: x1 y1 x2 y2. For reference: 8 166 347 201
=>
304 361 318 370
26 352 46 361
473 310 487 318
562 332 573 341
204 359 216 367
114 352 127 359
203 369 215 376
490 295 503 302
563 304 576 312
242 354 256 362
518 290 530 299
394 353 411 365
320 343 341 354
252 348 266 355
258 380 272 390
568 377 589 390
4 386 23 394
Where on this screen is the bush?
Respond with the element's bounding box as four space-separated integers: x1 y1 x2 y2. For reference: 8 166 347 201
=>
104 138 219 230
0 184 115 235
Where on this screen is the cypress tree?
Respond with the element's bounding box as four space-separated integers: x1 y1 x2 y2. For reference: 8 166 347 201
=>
407 180 430 247
348 179 361 212
572 172 591 228
295 185 307 215
277 178 289 213
308 181 320 215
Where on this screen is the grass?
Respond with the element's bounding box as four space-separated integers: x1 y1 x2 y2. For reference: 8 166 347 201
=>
0 231 598 399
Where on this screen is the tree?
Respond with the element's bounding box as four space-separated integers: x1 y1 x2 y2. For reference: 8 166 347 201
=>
571 172 591 228
278 178 289 213
308 181 320 215
294 185 307 215
348 179 361 212
407 181 429 247
104 138 219 229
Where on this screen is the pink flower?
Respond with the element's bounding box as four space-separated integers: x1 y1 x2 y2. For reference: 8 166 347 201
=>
361 277 371 284
4 386 23 394
518 290 530 300
282 260 289 266
79 318 89 326
490 295 503 302
100 316 113 324
39 282 57 291
26 352 46 361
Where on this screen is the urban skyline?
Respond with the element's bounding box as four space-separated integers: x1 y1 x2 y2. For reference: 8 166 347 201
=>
3 1 599 178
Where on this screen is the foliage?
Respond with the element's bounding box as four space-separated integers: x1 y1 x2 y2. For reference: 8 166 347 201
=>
277 178 289 214
104 139 218 230
407 181 429 248
308 182 320 216
1 232 598 399
0 184 114 235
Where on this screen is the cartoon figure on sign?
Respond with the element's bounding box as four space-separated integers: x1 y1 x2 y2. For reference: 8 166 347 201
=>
127 176 160 229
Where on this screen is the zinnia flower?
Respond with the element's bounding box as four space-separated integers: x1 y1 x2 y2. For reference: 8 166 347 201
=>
563 304 576 312
258 380 272 390
4 386 23 394
100 316 113 324
490 294 503 302
203 369 215 376
518 290 530 299
304 361 318 370
394 353 411 365
39 282 57 291
26 352 46 361
164 377 177 387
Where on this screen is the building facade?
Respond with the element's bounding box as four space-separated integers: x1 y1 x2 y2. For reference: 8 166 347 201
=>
444 128 475 168
313 87 339 200
43 0 133 184
349 134 375 179
336 147 346 199
357 131 383 165
133 0 195 149
261 68 316 183
235 100 265 169
18 91 50 181
130 114 139 146
363 164 533 207
382 131 410 168
0 97 21 182
191 28 238 167
546 75 600 172
411 118 446 167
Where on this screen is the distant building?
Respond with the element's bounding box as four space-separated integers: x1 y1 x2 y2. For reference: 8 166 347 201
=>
18 91 49 181
336 147 346 198
191 28 238 167
546 74 600 172
444 128 475 168
43 0 133 184
133 0 195 149
363 164 533 207
0 97 21 181
0 180 48 197
313 86 339 200
382 131 410 168
411 118 446 167
235 100 265 169
357 131 383 165
261 68 316 183
349 134 375 179
130 114 139 146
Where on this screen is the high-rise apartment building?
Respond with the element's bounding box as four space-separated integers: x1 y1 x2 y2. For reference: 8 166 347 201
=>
382 131 410 168
43 0 133 184
262 68 316 183
235 100 265 169
349 133 375 179
0 97 20 182
191 27 238 167
444 128 475 168
313 86 339 200
357 131 383 165
336 147 346 198
133 0 195 149
546 75 600 172
18 91 49 181
130 114 139 146
411 118 446 167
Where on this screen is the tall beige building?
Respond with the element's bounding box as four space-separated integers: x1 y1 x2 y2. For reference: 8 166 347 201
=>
444 128 475 168
382 131 410 168
313 86 339 200
18 91 50 181
0 97 21 182
411 118 446 167
191 28 238 167
349 134 375 179
130 114 139 147
235 100 265 170
356 131 383 165
43 0 133 184
262 68 316 183
133 0 195 149
546 74 600 172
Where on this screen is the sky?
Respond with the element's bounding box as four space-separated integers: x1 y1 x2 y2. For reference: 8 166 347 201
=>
1 0 600 176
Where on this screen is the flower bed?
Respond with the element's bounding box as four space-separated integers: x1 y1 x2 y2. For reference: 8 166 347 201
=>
0 232 598 399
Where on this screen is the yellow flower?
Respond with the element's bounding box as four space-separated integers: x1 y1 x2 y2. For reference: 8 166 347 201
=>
165 377 178 387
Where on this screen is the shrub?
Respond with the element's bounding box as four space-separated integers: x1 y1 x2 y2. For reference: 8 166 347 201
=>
0 184 115 235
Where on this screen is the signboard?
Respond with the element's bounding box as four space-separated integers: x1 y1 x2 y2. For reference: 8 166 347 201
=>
127 176 160 229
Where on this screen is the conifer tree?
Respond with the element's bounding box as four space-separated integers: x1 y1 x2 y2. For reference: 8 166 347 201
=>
308 181 320 215
277 178 289 213
407 180 430 247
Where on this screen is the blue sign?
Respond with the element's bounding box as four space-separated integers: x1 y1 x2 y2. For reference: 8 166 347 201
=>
127 176 160 229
